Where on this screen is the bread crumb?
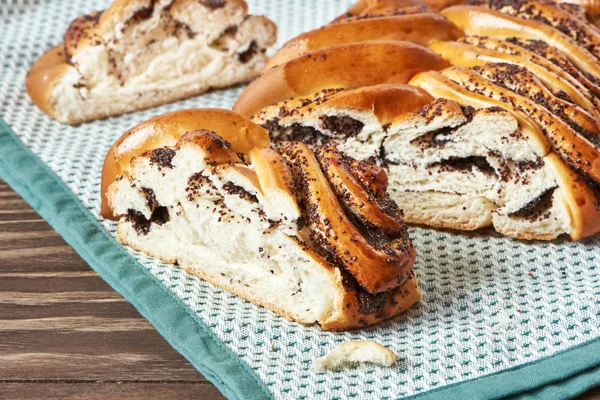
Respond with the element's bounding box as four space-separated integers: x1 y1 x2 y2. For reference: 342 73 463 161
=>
312 341 397 371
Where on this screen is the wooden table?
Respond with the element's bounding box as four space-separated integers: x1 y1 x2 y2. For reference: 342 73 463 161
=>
0 177 598 399
0 180 224 399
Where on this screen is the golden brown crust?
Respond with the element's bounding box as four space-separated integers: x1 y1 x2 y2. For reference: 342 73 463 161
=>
314 84 436 125
429 40 600 119
25 45 76 120
176 130 243 164
324 85 437 125
251 84 436 129
471 63 600 138
334 5 433 23
340 0 465 15
336 0 426 22
344 0 424 14
439 67 600 183
250 88 343 124
441 6 600 79
460 36 600 97
546 153 600 240
249 147 299 217
233 41 449 118
556 0 600 17
471 0 600 59
64 11 102 59
352 160 390 198
425 0 468 10
250 147 295 196
554 1 592 22
279 142 416 293
101 108 269 219
265 13 463 70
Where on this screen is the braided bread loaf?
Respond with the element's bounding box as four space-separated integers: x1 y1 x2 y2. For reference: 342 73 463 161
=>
26 0 276 124
101 109 419 330
238 0 600 240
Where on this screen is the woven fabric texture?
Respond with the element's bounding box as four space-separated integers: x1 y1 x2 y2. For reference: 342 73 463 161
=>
1 1 599 398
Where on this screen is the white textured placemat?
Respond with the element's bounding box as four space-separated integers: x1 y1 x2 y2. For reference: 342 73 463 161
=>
1 1 599 398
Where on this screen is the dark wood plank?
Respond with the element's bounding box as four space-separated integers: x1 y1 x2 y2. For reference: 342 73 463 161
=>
0 219 55 233
0 179 225 398
0 245 95 272
0 271 119 293
0 383 224 399
580 387 600 399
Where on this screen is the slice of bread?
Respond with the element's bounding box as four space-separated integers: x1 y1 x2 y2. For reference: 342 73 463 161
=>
470 0 600 60
26 0 276 124
102 109 420 330
442 5 600 80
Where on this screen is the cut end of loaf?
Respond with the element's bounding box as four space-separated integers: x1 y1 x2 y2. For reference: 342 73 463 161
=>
252 84 600 241
105 125 421 330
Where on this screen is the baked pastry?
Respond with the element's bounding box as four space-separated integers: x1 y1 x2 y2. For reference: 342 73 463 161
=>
100 108 270 219
339 0 466 16
428 67 600 178
419 3 600 179
251 83 600 240
232 41 450 117
264 13 463 70
556 0 600 24
26 0 276 124
468 63 600 139
428 40 600 119
441 5 600 79
343 0 428 15
454 36 600 97
333 0 433 23
468 0 600 58
227 0 600 240
101 108 420 330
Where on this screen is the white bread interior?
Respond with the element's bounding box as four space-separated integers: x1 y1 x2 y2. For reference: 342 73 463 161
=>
110 143 339 324
253 94 574 240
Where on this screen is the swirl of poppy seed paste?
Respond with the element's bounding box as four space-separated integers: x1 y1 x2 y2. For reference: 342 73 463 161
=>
278 142 415 294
